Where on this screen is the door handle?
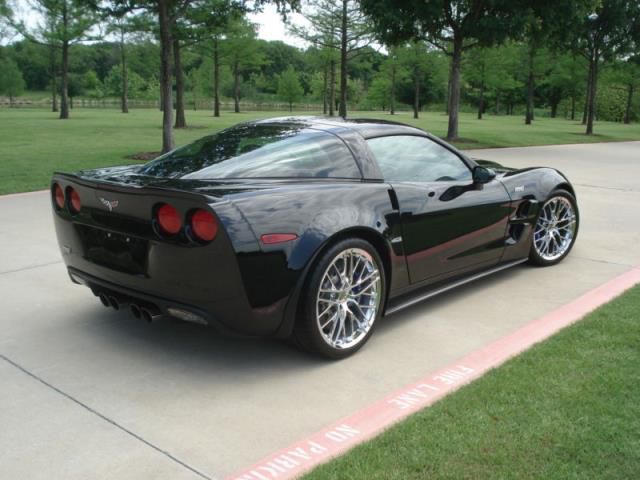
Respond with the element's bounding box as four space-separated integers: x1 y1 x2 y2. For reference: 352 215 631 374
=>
427 191 436 198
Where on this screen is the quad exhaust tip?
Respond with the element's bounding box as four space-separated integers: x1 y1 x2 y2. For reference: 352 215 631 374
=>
130 304 142 320
97 293 163 323
98 294 110 307
108 296 120 310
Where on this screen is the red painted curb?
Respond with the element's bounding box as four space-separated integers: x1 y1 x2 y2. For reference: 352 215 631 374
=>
0 189 47 199
228 266 640 480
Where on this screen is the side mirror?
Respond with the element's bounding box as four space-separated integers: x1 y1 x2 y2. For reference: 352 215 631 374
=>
472 166 496 184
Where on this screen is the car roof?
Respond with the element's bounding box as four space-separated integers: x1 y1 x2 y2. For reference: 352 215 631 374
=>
252 115 426 139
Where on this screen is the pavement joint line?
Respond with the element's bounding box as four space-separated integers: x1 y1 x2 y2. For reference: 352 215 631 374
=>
573 256 635 268
0 260 63 276
574 183 640 193
0 352 216 480
228 265 640 480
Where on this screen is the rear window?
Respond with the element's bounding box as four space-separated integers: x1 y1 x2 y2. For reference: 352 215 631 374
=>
139 124 360 179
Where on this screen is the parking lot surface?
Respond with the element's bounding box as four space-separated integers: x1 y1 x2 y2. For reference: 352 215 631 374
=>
1 141 638 479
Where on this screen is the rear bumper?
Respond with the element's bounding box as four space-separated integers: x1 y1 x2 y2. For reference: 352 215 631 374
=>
68 267 227 330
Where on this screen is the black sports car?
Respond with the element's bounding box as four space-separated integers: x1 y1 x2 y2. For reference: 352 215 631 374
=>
51 117 579 358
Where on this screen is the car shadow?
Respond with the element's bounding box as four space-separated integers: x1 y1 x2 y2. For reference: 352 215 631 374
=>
81 265 529 381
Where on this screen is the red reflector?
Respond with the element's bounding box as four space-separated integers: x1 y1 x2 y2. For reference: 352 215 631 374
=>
53 183 64 209
190 209 218 242
69 188 81 213
157 204 182 235
261 233 298 245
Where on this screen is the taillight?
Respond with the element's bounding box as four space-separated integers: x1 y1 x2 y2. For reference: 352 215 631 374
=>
68 187 81 214
53 183 64 209
190 209 217 242
156 203 182 235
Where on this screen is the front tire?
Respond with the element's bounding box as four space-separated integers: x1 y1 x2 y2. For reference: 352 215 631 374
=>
293 238 385 359
529 189 579 266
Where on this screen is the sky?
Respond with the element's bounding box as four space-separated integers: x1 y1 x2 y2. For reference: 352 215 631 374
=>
247 5 309 48
7 0 310 48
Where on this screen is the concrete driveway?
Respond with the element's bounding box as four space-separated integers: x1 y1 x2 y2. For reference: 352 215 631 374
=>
1 141 638 479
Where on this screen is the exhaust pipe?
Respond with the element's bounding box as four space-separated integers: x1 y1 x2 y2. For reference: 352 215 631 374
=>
140 307 161 323
98 294 110 307
130 304 142 320
108 296 120 310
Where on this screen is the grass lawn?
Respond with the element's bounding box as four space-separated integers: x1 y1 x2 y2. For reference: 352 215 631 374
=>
304 284 640 480
1 107 639 195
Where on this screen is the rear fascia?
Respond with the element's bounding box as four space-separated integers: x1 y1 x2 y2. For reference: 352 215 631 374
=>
51 173 283 336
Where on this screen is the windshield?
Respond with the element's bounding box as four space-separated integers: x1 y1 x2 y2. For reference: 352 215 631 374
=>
138 123 360 180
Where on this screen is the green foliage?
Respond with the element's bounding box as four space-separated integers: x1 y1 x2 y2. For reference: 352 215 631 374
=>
277 66 303 109
364 76 392 111
104 65 148 100
0 57 25 100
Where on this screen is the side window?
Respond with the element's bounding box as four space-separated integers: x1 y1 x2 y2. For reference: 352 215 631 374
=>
367 135 472 183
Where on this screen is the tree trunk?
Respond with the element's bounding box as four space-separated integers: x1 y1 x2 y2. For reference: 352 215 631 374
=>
582 60 593 125
413 71 420 119
49 45 58 113
390 64 396 115
445 63 451 115
495 93 500 114
159 0 174 153
446 36 463 140
586 53 598 135
571 96 576 120
173 38 186 128
59 39 69 119
120 27 128 114
329 59 336 117
338 0 348 118
624 84 633 124
525 43 535 125
213 37 220 117
550 100 559 118
322 63 328 115
477 81 484 120
233 61 240 113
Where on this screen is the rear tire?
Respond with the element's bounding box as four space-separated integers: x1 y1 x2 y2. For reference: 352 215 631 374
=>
529 189 579 266
293 238 385 359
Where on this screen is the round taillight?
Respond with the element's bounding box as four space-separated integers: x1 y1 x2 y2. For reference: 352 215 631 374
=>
190 209 218 242
69 188 81 214
53 183 65 209
157 204 182 235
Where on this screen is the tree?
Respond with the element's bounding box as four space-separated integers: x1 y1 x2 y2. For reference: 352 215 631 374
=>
106 13 139 113
361 0 524 140
222 19 264 113
397 41 431 119
572 0 640 134
366 75 391 111
621 58 640 124
187 0 245 117
378 47 407 115
277 65 303 111
290 0 373 118
0 0 12 43
0 57 25 105
14 0 97 119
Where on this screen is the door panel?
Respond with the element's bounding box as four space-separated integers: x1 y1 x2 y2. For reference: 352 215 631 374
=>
366 134 513 285
393 181 512 284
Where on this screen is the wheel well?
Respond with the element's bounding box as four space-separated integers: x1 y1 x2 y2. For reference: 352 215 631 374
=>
318 227 392 299
280 227 393 339
555 182 575 198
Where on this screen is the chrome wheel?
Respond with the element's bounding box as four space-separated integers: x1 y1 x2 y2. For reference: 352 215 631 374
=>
316 248 382 350
533 196 577 262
